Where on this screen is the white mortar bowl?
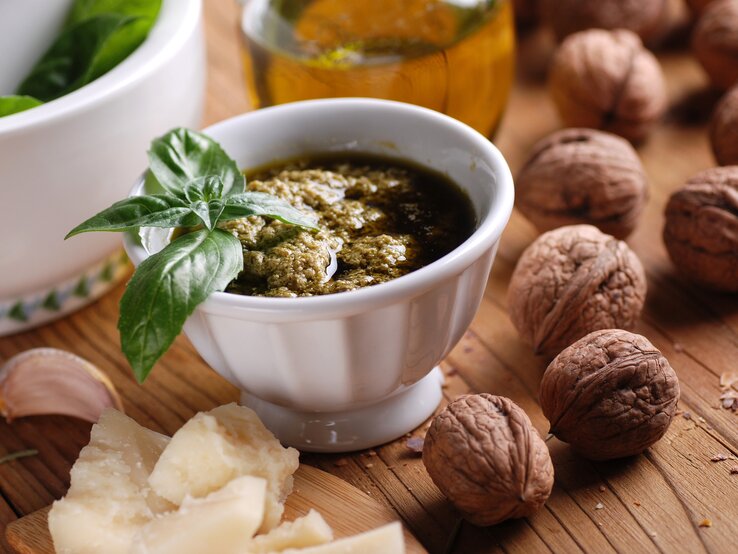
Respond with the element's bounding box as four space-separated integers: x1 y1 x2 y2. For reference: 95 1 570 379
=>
124 99 514 452
0 0 204 335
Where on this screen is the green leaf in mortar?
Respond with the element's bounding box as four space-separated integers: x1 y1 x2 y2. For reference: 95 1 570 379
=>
0 96 43 117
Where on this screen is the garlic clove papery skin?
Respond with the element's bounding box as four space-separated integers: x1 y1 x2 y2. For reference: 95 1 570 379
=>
0 348 124 423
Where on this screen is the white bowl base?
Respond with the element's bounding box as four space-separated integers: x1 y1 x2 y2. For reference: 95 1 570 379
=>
240 367 444 453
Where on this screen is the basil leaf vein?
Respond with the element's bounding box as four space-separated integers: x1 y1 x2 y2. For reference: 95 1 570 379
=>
119 228 243 382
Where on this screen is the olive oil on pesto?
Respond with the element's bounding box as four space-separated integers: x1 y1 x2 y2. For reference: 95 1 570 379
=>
225 154 475 297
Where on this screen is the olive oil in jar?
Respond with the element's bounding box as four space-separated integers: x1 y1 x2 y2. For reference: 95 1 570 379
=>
241 0 515 137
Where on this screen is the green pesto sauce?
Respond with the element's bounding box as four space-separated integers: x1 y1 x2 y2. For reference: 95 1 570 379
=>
224 154 476 297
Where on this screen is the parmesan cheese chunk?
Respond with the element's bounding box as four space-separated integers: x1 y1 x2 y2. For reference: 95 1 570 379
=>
48 410 175 554
244 510 333 552
277 522 406 554
148 403 299 532
130 475 267 554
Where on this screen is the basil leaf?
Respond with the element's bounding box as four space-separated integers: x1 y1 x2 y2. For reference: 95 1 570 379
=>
221 192 319 230
17 14 141 102
181 176 225 230
65 195 199 238
183 176 225 203
66 0 161 27
190 200 225 231
0 96 43 117
65 0 162 81
119 228 243 382
147 128 246 198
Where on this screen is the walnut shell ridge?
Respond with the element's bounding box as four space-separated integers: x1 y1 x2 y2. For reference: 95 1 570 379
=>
663 166 738 292
542 0 666 41
423 394 554 526
710 85 738 166
540 329 680 460
549 29 667 142
516 128 648 238
693 0 738 91
507 225 647 357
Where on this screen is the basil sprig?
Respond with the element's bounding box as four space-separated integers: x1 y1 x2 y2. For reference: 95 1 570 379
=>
67 128 317 382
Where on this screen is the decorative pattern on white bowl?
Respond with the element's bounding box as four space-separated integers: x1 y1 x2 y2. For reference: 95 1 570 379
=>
0 250 130 336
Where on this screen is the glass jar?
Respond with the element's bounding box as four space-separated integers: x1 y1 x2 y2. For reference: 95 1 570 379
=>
240 0 515 138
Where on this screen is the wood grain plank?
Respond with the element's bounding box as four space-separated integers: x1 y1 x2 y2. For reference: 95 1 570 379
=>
524 507 584 554
454 518 552 554
202 0 250 125
594 451 708 554
644 413 738 553
0 430 64 516
0 494 20 554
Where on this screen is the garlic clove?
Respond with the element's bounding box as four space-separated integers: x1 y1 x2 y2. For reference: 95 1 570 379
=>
0 348 124 423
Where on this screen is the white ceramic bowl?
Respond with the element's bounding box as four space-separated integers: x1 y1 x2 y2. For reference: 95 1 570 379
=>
0 0 204 335
124 99 514 452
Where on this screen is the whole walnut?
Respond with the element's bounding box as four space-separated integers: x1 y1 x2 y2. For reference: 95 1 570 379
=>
423 394 554 526
516 128 648 239
540 329 680 460
542 0 666 41
549 29 667 143
693 0 738 91
507 225 647 357
710 85 738 166
663 167 738 292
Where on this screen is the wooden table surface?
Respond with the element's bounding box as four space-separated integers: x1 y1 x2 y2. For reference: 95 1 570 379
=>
2 1 737 553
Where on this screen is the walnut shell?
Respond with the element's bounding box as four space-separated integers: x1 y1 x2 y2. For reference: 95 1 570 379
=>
516 128 648 238
540 329 680 460
549 29 667 142
542 0 667 41
663 166 738 292
422 394 554 526
710 86 738 166
507 225 647 357
693 0 738 91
